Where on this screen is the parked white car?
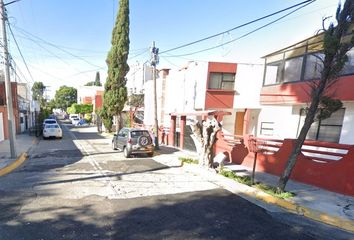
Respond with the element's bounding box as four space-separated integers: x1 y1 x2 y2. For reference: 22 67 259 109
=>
69 114 79 122
71 117 80 126
43 123 62 139
43 118 57 128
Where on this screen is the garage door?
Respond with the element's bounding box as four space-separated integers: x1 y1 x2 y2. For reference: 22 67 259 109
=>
0 112 4 141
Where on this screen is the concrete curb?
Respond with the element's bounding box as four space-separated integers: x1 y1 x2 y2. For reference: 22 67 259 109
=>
181 163 354 233
0 152 28 177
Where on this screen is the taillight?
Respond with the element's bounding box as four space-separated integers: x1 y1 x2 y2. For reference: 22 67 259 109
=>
128 138 132 144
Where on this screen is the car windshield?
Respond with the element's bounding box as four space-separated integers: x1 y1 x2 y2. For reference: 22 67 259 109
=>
45 124 60 129
131 131 149 138
44 120 56 123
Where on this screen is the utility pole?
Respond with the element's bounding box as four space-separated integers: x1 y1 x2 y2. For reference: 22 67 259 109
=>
151 41 159 150
1 0 16 158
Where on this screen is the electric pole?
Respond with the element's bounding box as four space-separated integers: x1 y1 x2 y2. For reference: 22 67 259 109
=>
151 41 159 150
1 0 16 158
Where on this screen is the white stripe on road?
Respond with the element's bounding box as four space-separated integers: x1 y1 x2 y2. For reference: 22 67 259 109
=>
62 124 121 196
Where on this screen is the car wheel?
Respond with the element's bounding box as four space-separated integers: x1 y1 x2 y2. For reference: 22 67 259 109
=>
112 141 117 150
123 147 130 158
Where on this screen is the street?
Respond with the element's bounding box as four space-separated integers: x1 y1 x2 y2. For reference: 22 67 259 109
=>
0 123 351 240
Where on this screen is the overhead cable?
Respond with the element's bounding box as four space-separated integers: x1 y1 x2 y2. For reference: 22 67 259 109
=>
160 0 316 54
162 0 315 58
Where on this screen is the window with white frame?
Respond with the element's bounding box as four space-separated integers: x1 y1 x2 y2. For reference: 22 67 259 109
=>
264 61 283 85
208 73 235 90
298 108 345 143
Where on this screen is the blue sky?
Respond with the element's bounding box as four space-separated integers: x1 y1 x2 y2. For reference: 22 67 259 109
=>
4 0 339 97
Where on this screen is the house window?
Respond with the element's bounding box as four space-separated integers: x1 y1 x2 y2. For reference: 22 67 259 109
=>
304 53 324 80
283 57 303 82
208 73 235 90
260 122 274 136
264 61 283 85
298 108 345 143
341 48 354 75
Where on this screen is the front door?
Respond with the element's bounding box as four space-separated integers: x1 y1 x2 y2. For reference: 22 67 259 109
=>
234 111 245 136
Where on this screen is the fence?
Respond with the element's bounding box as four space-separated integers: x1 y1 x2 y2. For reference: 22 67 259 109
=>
214 133 354 196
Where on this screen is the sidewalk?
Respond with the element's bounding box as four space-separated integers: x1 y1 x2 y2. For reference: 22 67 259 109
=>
154 145 354 233
0 133 37 170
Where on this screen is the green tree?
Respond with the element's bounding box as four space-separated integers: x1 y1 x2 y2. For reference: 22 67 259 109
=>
85 72 102 86
84 81 95 86
129 93 144 123
31 81 46 106
277 0 354 192
94 71 102 86
54 86 77 110
103 0 130 131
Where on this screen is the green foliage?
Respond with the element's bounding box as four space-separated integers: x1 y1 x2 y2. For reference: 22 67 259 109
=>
54 86 77 110
220 170 294 199
103 0 130 129
97 106 113 132
103 88 127 115
220 170 252 186
255 183 295 199
67 106 75 114
178 157 198 164
317 96 343 120
31 81 45 101
84 114 92 123
70 103 93 114
94 71 102 86
85 72 102 86
129 94 144 107
102 115 113 132
84 81 95 86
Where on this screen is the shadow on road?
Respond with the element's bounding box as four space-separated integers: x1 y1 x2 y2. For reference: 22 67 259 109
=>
0 188 319 240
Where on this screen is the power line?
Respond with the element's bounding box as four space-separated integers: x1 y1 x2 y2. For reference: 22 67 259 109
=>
7 21 35 82
161 0 315 58
12 24 105 69
160 0 316 54
9 26 100 79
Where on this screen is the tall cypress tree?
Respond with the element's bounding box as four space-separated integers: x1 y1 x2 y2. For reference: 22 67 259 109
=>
94 71 102 86
103 0 130 131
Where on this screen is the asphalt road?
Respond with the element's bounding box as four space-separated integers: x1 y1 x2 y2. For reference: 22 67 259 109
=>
0 123 352 240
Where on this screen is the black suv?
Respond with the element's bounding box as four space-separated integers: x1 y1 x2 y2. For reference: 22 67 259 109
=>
112 128 154 158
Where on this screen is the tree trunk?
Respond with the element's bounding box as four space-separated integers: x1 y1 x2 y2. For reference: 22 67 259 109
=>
116 112 123 132
277 68 329 192
192 117 221 168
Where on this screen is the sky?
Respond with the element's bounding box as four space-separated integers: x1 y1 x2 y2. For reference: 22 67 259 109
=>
2 0 340 98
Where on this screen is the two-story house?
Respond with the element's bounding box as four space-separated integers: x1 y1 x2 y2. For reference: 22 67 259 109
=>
259 33 354 144
143 61 264 150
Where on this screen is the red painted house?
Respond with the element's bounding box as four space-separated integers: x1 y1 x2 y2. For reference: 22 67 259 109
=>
214 32 354 196
0 82 19 141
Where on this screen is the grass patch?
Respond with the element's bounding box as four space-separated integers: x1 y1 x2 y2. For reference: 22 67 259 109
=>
255 183 295 199
220 170 252 186
178 157 199 165
219 170 294 199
